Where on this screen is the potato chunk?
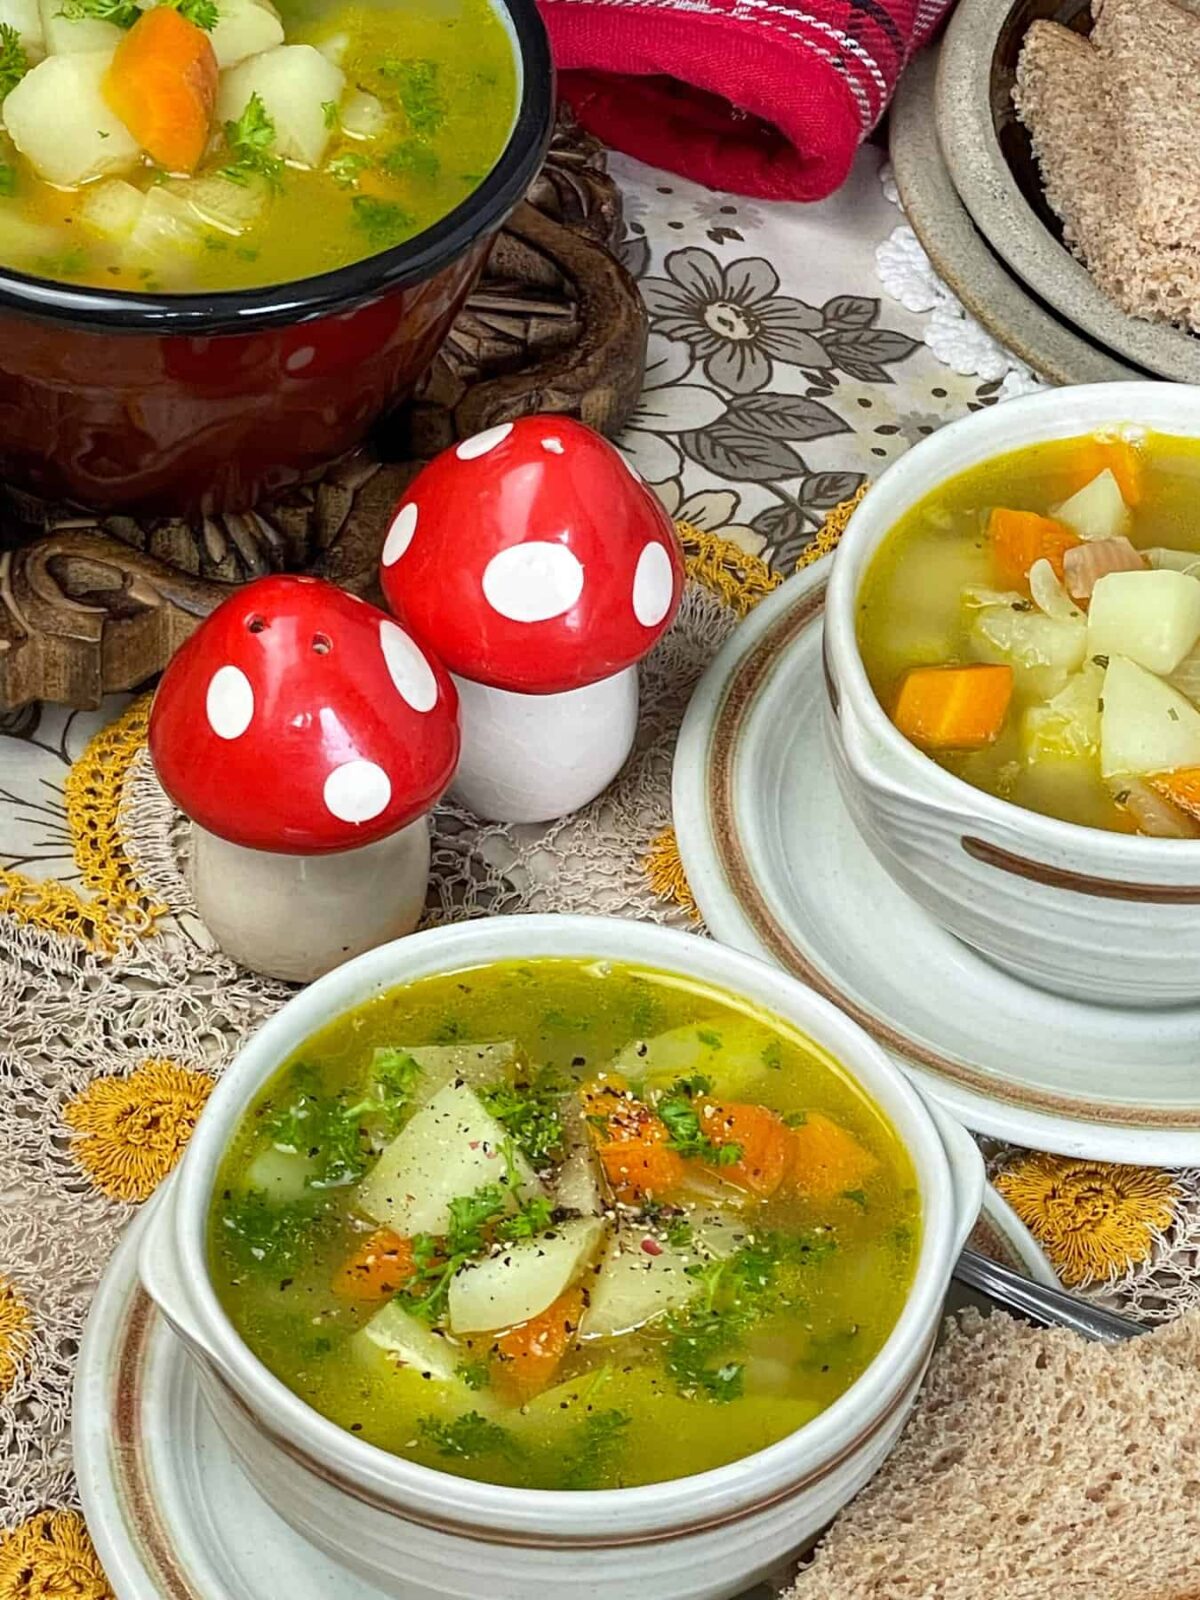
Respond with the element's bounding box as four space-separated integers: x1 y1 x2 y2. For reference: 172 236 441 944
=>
0 0 43 60
355 1081 544 1235
217 43 344 167
76 177 145 243
1087 569 1200 677
3 51 140 186
38 0 121 54
1100 656 1200 778
1053 469 1132 541
210 0 283 68
447 1217 606 1335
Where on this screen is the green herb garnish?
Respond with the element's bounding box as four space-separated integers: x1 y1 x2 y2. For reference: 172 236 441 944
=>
842 1188 868 1209
761 1039 782 1071
695 1029 722 1049
0 24 27 100
562 1410 631 1489
381 140 440 180
219 1191 328 1272
328 150 370 187
322 98 340 129
418 1411 518 1460
57 0 140 27
379 57 445 134
457 1360 491 1392
222 92 284 191
479 1068 567 1165
657 1076 743 1167
0 164 16 197
164 0 220 27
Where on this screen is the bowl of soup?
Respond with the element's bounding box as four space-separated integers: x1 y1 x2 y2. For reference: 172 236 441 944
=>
825 382 1200 1009
137 914 983 1600
0 0 550 512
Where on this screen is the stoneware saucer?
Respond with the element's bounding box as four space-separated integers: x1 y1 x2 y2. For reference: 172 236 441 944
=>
75 1190 1053 1600
672 563 1200 1166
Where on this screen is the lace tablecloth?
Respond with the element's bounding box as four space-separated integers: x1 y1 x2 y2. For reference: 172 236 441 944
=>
2 144 1198 1593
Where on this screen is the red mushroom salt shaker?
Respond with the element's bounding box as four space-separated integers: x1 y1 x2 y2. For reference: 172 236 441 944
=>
379 416 685 823
147 575 459 982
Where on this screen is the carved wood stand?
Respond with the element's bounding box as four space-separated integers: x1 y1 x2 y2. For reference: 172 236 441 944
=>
0 109 647 710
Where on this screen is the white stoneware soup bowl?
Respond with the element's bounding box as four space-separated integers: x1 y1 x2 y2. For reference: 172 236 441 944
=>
138 915 983 1600
825 382 1200 1009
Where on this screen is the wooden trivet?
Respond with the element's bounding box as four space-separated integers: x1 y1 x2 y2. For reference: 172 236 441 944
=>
0 107 647 711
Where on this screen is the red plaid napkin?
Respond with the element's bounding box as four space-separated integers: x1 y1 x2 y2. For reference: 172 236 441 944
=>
538 0 951 201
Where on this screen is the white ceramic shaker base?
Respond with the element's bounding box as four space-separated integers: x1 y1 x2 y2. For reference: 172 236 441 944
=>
449 666 639 823
189 817 430 982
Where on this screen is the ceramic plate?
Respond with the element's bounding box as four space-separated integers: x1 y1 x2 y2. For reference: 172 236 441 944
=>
74 1191 1054 1600
890 52 1142 386
672 564 1200 1166
936 0 1200 382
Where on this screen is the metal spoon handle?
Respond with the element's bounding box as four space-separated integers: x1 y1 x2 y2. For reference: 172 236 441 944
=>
954 1249 1145 1342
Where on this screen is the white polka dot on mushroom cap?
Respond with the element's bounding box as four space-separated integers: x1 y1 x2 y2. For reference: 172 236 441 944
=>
541 436 564 454
285 345 316 373
206 664 254 740
323 759 392 824
482 542 585 623
456 421 513 460
382 502 418 567
379 620 438 713
632 542 675 628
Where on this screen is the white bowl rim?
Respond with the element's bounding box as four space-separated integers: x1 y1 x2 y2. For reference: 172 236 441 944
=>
825 380 1200 869
159 913 970 1538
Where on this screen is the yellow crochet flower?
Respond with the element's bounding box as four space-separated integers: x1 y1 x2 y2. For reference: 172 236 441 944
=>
0 1510 112 1600
996 1155 1178 1286
64 1060 213 1203
644 827 700 921
0 1279 29 1396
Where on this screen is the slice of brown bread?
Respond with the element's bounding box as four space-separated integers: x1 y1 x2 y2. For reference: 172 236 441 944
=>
1092 0 1200 249
785 1308 1200 1600
1013 12 1200 332
1013 22 1113 259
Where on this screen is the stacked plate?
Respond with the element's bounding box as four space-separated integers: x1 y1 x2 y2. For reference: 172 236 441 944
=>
894 0 1200 383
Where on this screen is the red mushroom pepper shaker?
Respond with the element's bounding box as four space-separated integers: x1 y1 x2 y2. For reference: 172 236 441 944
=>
148 574 459 981
379 415 684 822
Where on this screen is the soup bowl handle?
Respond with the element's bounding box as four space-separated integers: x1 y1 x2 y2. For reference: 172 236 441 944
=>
138 1176 224 1370
926 1101 985 1257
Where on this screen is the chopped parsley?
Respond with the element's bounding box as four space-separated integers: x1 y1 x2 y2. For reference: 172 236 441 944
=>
562 1410 631 1489
164 0 220 27
379 57 445 135
222 93 285 191
479 1068 567 1165
0 23 27 101
322 98 340 129
219 1191 329 1272
57 0 141 26
381 140 440 180
695 1029 722 1049
761 1038 783 1071
657 1076 743 1167
0 164 16 198
400 1184 556 1325
842 1188 868 1209
418 1411 518 1460
262 1050 420 1189
456 1360 491 1392
328 150 370 188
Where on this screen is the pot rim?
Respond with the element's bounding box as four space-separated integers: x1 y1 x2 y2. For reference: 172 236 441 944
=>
158 914 971 1540
0 0 553 336
825 381 1200 874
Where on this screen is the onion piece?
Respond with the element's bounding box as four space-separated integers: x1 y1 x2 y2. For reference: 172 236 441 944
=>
1106 776 1200 838
1169 649 1200 706
1062 537 1145 602
1029 558 1083 621
961 585 1025 611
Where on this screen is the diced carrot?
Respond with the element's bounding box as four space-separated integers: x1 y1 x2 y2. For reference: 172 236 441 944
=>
582 1077 684 1203
332 1228 417 1302
988 507 1081 588
104 7 218 175
1147 767 1200 822
786 1113 879 1202
892 664 1013 751
1064 438 1144 507
491 1287 584 1403
698 1100 792 1198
